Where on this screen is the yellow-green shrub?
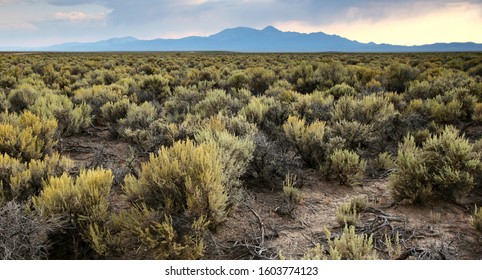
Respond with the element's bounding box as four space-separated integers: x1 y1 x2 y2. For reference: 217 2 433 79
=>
118 101 158 130
0 111 57 161
331 94 397 150
314 61 348 90
406 80 433 100
195 127 255 190
473 103 482 124
193 89 236 118
73 84 126 115
326 83 356 99
369 152 396 177
123 140 227 225
283 115 327 167
470 205 482 233
303 226 377 260
382 63 419 93
325 149 366 186
289 62 316 93
389 135 432 204
117 101 160 149
0 152 73 203
246 67 276 95
30 93 92 136
7 84 38 112
425 99 463 124
26 152 73 195
88 204 208 259
390 126 480 203
330 119 374 151
336 202 360 226
34 168 113 225
325 226 377 260
100 98 131 123
33 168 113 257
162 86 204 123
239 96 271 126
423 126 479 200
291 91 334 123
425 88 477 124
228 71 249 90
282 173 301 213
139 74 171 103
0 153 25 204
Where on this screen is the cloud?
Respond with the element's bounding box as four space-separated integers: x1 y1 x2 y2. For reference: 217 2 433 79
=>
276 1 482 45
0 21 36 31
53 11 108 22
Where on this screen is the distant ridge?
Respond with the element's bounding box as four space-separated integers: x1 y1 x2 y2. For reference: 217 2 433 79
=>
3 26 482 52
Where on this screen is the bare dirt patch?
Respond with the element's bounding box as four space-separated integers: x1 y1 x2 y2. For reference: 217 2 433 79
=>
207 169 482 260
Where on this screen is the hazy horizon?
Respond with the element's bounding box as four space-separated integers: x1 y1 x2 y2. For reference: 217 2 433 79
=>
1 0 481 47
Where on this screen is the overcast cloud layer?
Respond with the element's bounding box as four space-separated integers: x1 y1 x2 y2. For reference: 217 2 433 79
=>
1 0 481 47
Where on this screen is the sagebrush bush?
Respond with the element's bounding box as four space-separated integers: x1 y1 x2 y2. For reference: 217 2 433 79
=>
326 149 366 186
369 152 396 177
228 71 249 90
283 115 327 167
193 89 236 118
336 200 360 226
88 204 208 259
473 103 482 124
330 119 374 151
139 74 172 103
291 91 334 123
7 84 38 112
26 152 74 195
246 67 276 95
428 88 476 124
382 63 419 93
314 61 347 90
163 86 204 123
100 98 131 123
326 226 377 260
390 126 480 203
289 62 317 93
0 111 57 161
406 80 434 100
0 152 73 204
423 126 479 200
73 84 126 115
331 94 397 150
282 173 301 213
0 153 26 203
195 127 255 191
34 168 113 226
470 205 482 233
123 140 228 226
326 83 356 99
425 98 463 124
304 226 377 260
118 101 158 130
29 92 91 135
239 96 271 126
389 135 432 204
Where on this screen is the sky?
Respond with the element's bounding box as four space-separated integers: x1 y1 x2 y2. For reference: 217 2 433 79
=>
0 0 481 47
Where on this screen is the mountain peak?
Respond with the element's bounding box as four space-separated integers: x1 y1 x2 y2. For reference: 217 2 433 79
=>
262 26 281 32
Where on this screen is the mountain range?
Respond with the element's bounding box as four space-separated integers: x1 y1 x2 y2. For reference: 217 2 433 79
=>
4 26 482 52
